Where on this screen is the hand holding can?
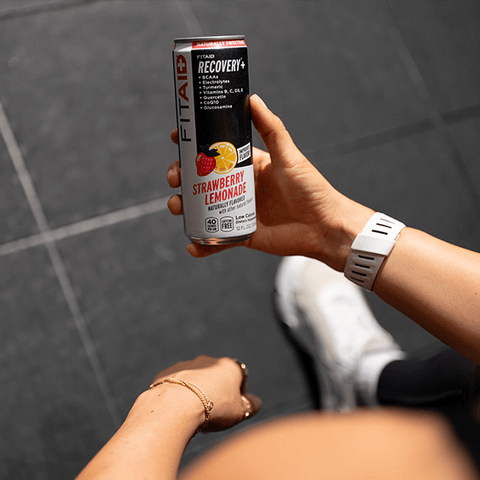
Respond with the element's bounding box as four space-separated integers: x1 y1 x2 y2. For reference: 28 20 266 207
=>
168 94 374 268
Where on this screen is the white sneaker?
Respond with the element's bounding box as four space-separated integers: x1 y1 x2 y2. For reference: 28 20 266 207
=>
274 256 405 411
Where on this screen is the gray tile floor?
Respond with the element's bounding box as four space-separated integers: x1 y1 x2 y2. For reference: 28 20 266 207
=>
0 1 479 478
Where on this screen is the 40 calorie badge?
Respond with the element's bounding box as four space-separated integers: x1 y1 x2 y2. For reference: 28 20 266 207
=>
173 36 257 245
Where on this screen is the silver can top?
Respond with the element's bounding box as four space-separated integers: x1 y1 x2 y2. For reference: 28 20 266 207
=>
174 35 245 43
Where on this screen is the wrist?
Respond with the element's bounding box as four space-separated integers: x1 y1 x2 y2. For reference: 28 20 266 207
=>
128 384 205 435
315 195 374 272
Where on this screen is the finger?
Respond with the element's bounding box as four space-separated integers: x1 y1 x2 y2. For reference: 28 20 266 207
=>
242 393 262 420
167 194 183 215
167 160 181 188
252 146 271 169
252 145 269 158
250 94 299 168
186 241 243 258
233 359 248 394
171 129 179 144
241 395 251 419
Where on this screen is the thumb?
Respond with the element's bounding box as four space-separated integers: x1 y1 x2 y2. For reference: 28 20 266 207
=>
250 94 300 167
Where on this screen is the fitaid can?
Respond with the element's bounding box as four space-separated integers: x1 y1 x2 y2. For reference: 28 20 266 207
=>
173 35 256 245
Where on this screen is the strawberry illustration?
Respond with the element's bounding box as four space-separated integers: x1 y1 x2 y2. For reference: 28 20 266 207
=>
195 145 220 176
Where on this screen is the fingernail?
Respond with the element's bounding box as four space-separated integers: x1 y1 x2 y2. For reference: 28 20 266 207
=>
252 93 267 108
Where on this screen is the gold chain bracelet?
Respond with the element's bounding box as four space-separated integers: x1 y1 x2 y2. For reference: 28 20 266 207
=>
149 377 214 433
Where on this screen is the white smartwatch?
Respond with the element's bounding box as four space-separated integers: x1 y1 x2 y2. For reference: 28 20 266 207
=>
344 212 406 291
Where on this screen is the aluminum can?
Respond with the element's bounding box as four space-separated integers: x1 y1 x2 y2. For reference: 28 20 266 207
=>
173 35 256 245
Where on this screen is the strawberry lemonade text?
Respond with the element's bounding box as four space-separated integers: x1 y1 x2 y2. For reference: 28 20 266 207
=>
192 170 247 205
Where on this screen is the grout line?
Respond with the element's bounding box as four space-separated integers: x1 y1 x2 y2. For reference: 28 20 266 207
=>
381 0 480 216
380 2 443 124
0 101 123 428
307 117 435 162
45 242 124 427
0 197 171 257
442 103 480 125
0 105 50 234
301 101 480 163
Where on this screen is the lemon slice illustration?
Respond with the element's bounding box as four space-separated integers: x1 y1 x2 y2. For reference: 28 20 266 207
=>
210 141 237 174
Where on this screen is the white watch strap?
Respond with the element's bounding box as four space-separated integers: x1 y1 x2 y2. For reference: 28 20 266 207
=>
344 212 405 291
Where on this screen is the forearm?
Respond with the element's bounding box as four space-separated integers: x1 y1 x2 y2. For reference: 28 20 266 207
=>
76 387 203 480
372 227 480 364
76 356 258 480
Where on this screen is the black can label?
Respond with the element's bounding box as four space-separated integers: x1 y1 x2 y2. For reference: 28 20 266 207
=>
173 38 256 244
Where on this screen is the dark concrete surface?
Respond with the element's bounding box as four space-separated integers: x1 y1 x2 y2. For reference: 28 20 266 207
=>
0 1 479 478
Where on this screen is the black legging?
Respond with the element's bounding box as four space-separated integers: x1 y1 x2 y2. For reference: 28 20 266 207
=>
378 349 480 471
